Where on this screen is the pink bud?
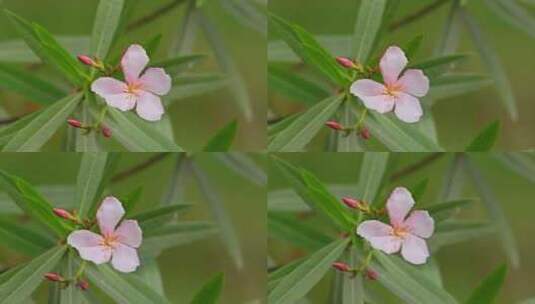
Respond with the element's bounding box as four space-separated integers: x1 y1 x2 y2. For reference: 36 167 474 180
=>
77 280 89 291
53 208 73 220
332 262 351 272
342 197 360 209
359 127 371 140
77 55 95 66
366 269 378 281
44 272 64 282
67 119 83 128
336 57 356 69
101 126 112 138
325 121 343 131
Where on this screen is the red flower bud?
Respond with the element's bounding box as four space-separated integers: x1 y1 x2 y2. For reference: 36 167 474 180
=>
101 126 112 138
332 262 351 272
44 272 64 282
53 208 73 220
325 121 344 131
67 119 83 128
342 197 361 209
366 269 378 281
77 280 89 291
359 127 371 140
336 56 356 69
77 55 95 66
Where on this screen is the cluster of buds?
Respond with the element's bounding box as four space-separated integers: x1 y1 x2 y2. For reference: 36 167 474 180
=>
53 208 95 228
335 56 365 72
67 119 112 139
331 263 378 281
341 197 384 216
324 121 371 140
77 55 105 70
43 272 89 291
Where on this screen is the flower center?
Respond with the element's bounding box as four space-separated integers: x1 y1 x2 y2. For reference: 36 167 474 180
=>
384 83 404 97
100 233 119 248
391 225 409 238
125 82 144 95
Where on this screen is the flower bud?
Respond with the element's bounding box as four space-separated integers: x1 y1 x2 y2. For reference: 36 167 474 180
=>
77 280 89 291
67 119 83 129
342 197 361 209
336 56 356 69
359 127 371 140
101 126 112 138
53 208 74 220
332 262 351 272
365 269 378 281
77 55 96 66
44 272 64 282
325 121 343 131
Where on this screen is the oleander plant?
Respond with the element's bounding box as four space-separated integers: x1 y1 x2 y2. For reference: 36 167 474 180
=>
0 0 266 151
267 0 535 151
0 152 266 303
267 152 535 303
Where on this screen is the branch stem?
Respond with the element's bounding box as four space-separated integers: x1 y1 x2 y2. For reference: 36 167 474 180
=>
389 153 444 181
126 0 188 32
389 0 450 32
112 153 171 183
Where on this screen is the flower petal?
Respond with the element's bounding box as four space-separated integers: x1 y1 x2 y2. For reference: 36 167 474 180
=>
139 68 172 96
350 79 394 113
135 91 164 121
357 220 393 239
369 236 403 254
394 92 423 123
67 230 111 264
380 46 408 85
96 196 125 235
401 234 430 265
397 69 429 97
115 219 142 248
103 93 137 111
404 210 434 238
359 94 396 114
386 187 415 226
121 44 149 83
91 77 127 97
111 243 140 273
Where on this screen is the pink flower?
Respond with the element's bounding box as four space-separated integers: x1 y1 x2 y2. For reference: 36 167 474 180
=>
356 187 434 265
350 46 429 123
67 196 142 273
91 44 172 122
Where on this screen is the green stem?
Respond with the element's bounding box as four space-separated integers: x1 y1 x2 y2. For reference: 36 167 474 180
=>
75 261 87 279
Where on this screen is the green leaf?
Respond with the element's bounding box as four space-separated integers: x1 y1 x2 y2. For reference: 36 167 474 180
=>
141 222 217 256
135 258 165 296
165 74 229 104
203 120 238 151
0 112 39 146
409 53 468 77
269 14 350 85
336 102 363 152
269 95 343 151
0 246 66 304
190 162 244 269
84 264 170 304
465 264 507 304
0 170 73 237
435 1 462 55
426 199 476 222
60 251 83 304
75 152 109 217
427 74 493 101
351 0 387 63
219 0 266 35
4 10 87 86
463 156 519 267
430 220 494 251
0 36 90 63
0 217 54 256
105 108 182 152
268 63 330 105
198 10 253 121
271 157 353 230
131 203 190 232
268 259 304 292
371 252 458 304
213 153 267 186
75 94 100 152
268 213 333 250
0 63 66 105
151 54 205 70
494 152 535 183
342 246 364 304
2 93 83 152
190 273 224 304
465 121 500 151
356 152 389 204
485 0 535 39
91 0 125 60
268 238 350 304
460 9 518 120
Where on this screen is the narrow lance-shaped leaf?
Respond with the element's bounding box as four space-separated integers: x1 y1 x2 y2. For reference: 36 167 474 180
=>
214 152 267 187
485 0 535 40
75 94 100 152
190 273 225 304
269 95 344 152
465 121 500 152
141 222 217 256
465 264 507 304
351 0 387 63
337 102 363 152
356 152 389 204
494 152 535 183
60 251 83 304
190 161 244 269
0 246 67 304
2 93 83 152
342 246 364 304
219 0 266 35
268 238 350 304
268 63 330 105
75 152 109 217
268 213 333 250
91 0 125 60
0 217 55 256
0 36 90 63
203 120 238 151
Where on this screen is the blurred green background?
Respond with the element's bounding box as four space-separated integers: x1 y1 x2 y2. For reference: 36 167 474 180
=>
0 0 266 151
0 153 266 303
268 153 535 303
268 0 535 150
